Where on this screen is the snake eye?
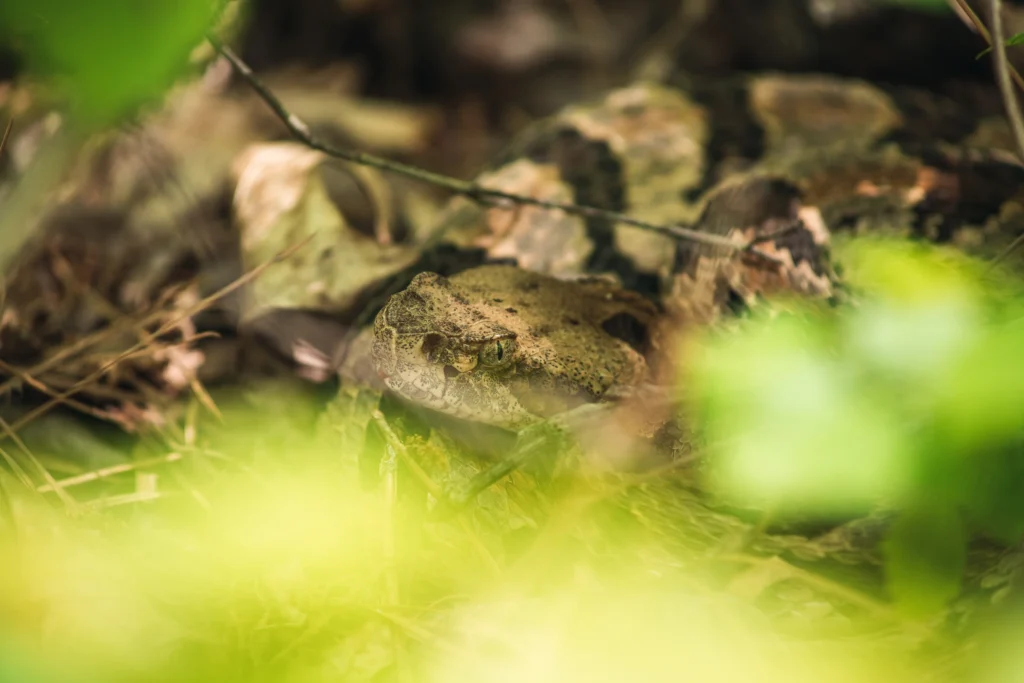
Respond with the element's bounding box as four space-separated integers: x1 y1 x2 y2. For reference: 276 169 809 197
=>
478 337 516 368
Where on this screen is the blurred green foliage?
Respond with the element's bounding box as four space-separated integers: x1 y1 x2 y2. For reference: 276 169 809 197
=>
0 0 222 124
0 404 941 683
4 242 1024 680
689 239 1024 614
878 0 952 11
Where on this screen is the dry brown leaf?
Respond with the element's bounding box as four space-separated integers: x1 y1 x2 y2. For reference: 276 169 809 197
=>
232 142 419 318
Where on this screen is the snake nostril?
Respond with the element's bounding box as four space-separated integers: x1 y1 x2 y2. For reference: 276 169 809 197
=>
421 333 445 361
443 365 460 380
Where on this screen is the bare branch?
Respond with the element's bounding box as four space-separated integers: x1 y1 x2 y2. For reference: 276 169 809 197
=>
952 0 1024 93
0 235 315 440
990 0 1024 164
0 117 12 157
206 35 786 264
957 0 1024 267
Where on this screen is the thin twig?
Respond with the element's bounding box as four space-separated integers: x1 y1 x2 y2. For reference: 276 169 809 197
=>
0 117 10 309
381 441 401 604
82 490 163 511
439 430 550 511
0 277 197 399
371 410 501 577
36 452 183 493
0 315 144 399
989 229 1024 268
958 0 1024 267
0 444 35 492
0 235 314 439
378 441 411 683
206 35 786 265
988 0 1024 267
371 411 443 500
0 470 18 544
0 116 12 157
746 221 803 246
953 0 1024 92
0 358 115 421
990 0 1024 163
0 415 78 511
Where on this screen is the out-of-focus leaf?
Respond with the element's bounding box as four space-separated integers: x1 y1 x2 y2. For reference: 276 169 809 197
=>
842 241 1024 446
846 293 979 384
973 610 1024 683
0 637 83 683
432 589 906 683
932 316 1024 448
693 314 912 515
838 239 987 306
690 239 1024 611
954 437 1024 544
0 0 222 123
882 504 967 616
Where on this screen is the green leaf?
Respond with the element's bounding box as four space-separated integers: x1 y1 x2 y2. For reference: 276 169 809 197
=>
882 504 967 616
0 0 223 124
977 32 1024 59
